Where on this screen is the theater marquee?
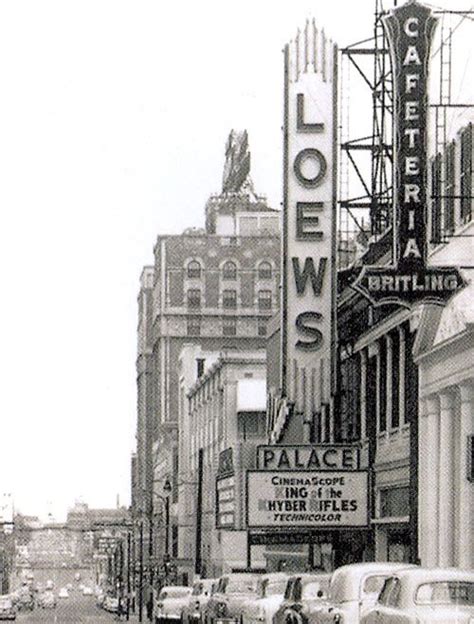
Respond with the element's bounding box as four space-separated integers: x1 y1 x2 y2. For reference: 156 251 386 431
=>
353 0 464 307
247 470 369 529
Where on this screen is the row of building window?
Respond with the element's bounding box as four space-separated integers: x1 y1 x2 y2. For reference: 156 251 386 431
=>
186 289 273 310
431 123 472 243
186 318 267 337
186 260 274 280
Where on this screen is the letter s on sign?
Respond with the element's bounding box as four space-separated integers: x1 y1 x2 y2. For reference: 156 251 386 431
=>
295 311 323 351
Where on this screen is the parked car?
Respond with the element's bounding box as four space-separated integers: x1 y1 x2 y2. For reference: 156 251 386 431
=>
361 567 474 623
58 587 69 599
309 562 416 624
38 591 56 609
16 592 34 612
283 573 330 624
205 573 261 624
182 579 217 624
241 572 288 624
274 574 327 624
0 596 16 620
82 586 93 596
103 595 119 613
154 586 192 623
96 590 105 608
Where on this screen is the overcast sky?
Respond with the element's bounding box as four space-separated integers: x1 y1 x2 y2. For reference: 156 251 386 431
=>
0 0 472 521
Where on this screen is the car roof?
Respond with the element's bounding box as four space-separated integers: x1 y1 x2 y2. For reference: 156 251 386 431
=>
395 567 474 584
162 585 190 591
262 573 288 581
222 573 260 579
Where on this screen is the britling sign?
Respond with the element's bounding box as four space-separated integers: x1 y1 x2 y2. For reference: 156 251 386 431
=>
353 0 464 307
279 23 338 431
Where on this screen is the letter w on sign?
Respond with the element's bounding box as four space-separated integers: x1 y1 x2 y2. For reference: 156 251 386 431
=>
292 257 327 295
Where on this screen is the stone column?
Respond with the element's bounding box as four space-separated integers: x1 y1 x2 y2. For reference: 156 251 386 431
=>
386 335 393 430
398 326 406 425
458 382 474 569
438 390 456 567
360 350 367 441
419 395 440 567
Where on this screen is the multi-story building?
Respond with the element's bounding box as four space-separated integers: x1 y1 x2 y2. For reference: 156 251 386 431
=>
183 350 268 579
133 131 280 591
415 121 474 569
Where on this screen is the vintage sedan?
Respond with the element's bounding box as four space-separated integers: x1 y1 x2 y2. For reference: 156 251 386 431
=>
241 572 288 624
310 562 415 623
205 573 261 624
0 597 16 621
154 585 192 623
361 567 474 623
182 579 217 624
284 573 330 624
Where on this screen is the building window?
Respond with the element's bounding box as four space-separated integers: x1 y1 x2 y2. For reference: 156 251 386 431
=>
240 216 258 235
222 318 237 336
258 290 272 310
257 261 272 279
222 289 237 309
222 261 237 280
257 320 267 337
186 260 202 279
260 216 279 234
187 289 201 308
379 486 409 518
444 142 455 235
187 318 201 336
431 154 442 244
461 123 472 224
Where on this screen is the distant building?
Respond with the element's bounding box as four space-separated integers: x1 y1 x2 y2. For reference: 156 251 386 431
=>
133 130 280 586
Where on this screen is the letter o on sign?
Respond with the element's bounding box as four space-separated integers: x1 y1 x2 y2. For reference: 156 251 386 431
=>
293 148 327 188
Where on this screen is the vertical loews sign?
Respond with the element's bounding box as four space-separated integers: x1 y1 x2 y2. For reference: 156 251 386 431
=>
353 0 464 306
280 23 338 435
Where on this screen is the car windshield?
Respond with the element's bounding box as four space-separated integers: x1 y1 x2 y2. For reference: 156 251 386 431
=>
192 583 203 596
226 578 259 594
416 581 474 606
362 575 388 597
302 579 329 600
264 580 287 597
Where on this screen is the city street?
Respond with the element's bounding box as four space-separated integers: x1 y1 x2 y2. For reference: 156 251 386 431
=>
16 594 122 623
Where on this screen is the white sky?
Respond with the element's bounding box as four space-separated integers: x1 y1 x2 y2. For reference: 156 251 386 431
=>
0 0 472 521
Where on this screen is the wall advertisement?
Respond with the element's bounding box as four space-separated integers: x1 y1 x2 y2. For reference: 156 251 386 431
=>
246 470 369 529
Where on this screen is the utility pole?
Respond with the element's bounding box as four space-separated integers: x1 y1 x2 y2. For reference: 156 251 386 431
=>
148 499 154 623
138 521 144 622
126 530 131 621
194 448 203 576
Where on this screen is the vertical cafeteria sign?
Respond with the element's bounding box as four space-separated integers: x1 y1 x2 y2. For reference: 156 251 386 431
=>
280 23 337 439
354 0 464 306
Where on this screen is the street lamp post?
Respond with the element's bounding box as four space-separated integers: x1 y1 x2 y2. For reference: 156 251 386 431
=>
146 478 172 623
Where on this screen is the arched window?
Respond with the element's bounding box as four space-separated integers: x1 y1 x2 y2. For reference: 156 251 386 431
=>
222 261 237 280
187 260 202 279
258 261 272 279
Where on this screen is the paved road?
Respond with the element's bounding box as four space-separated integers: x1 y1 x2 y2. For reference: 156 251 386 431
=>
16 593 124 623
